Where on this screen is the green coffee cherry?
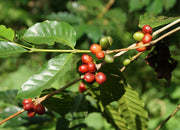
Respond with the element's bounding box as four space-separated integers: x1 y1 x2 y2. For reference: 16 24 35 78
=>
99 36 113 50
123 59 131 66
105 55 114 63
133 31 144 41
106 36 113 46
100 37 109 50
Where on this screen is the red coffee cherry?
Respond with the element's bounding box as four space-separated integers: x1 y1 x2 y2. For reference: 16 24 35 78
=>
96 51 105 59
23 98 32 105
23 102 34 111
79 82 87 93
95 72 106 84
82 54 93 64
90 44 102 54
136 41 147 52
142 25 152 34
34 104 46 115
84 72 95 83
79 64 88 73
142 34 152 44
87 62 96 73
27 109 36 118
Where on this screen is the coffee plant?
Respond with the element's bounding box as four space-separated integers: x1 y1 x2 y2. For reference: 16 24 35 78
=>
0 0 180 130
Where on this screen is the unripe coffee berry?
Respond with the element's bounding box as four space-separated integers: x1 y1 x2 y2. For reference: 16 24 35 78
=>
136 41 147 52
79 64 88 73
27 109 36 118
95 72 106 84
104 55 114 63
84 72 95 83
96 51 105 59
142 25 152 34
34 104 46 115
23 98 32 105
23 102 34 111
79 82 87 93
123 59 131 66
142 34 152 44
82 54 93 64
87 62 96 73
133 31 144 41
100 37 109 50
106 36 113 46
90 44 102 54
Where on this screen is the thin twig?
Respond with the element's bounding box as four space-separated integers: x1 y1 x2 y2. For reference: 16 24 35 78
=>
151 26 180 45
120 52 143 72
155 104 180 130
35 77 82 104
98 0 115 18
108 26 180 54
152 18 180 37
0 109 25 125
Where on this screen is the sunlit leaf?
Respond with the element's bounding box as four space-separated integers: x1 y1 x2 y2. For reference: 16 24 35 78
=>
139 14 180 28
0 25 15 41
17 53 79 99
0 41 27 58
22 20 76 48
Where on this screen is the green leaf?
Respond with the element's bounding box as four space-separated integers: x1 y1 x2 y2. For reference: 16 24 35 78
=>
21 20 76 48
17 53 78 99
88 64 126 107
0 25 15 41
162 0 176 10
139 14 180 28
129 0 150 12
45 12 82 24
146 0 163 15
0 41 27 58
0 106 28 127
42 93 74 116
85 24 101 43
84 112 115 130
106 86 148 130
0 90 18 105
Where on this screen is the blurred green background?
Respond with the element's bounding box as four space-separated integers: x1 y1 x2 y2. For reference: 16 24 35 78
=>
0 0 180 129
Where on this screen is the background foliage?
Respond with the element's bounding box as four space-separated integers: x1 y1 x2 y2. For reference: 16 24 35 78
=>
0 0 180 129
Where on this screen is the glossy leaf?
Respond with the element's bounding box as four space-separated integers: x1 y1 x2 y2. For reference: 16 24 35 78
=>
17 53 78 99
139 14 180 28
0 41 27 58
21 20 76 48
0 25 15 41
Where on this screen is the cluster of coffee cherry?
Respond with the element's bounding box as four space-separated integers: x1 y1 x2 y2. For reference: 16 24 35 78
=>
78 36 114 93
133 25 153 52
23 98 46 117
